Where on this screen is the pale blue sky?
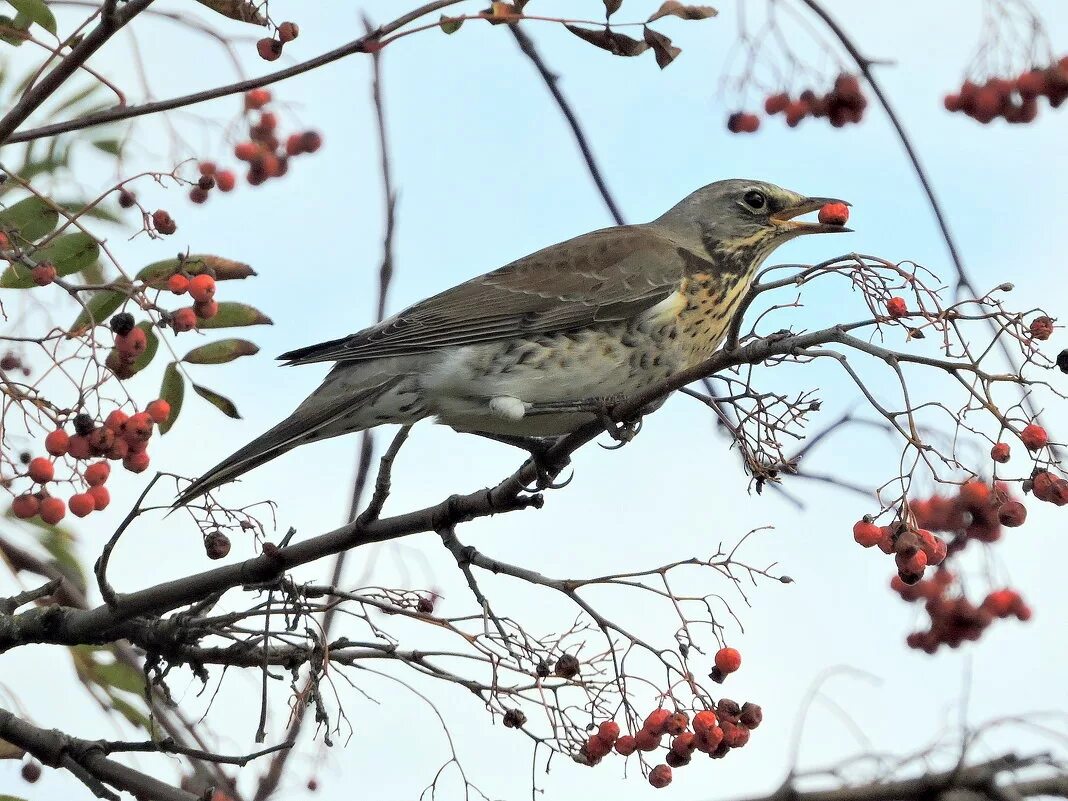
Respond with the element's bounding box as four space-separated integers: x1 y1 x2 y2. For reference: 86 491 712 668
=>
4 1 1068 799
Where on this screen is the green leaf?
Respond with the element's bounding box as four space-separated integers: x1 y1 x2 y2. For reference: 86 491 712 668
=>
193 0 266 24
92 138 122 156
71 289 127 334
95 661 146 694
182 338 259 365
7 0 56 33
107 694 152 730
439 13 463 33
0 13 30 46
137 254 255 285
197 301 273 329
58 200 121 224
130 321 159 373
158 362 184 434
192 382 241 419
0 232 100 287
0 795 32 800
0 195 59 242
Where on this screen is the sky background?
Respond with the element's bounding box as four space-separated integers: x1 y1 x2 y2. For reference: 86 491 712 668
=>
3 1 1068 799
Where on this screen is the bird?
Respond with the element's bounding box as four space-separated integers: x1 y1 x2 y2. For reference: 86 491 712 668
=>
175 179 850 504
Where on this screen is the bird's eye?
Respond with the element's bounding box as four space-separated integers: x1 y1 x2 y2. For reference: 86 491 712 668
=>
743 190 767 210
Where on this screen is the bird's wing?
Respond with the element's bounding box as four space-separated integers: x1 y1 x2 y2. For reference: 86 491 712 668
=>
278 225 691 365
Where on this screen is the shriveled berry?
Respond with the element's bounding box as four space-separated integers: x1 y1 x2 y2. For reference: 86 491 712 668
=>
190 187 209 205
107 437 129 461
39 496 65 524
584 734 611 762
115 326 147 357
852 518 882 547
990 442 1010 463
109 312 135 337
88 426 115 455
665 750 690 768
172 307 197 332
664 711 689 736
205 530 231 559
670 732 696 755
1057 349 1068 373
714 646 741 674
634 729 662 751
614 735 637 755
197 175 216 191
739 701 763 729
124 412 153 444
123 450 150 473
300 131 323 153
118 189 136 208
886 297 908 318
257 37 283 61
45 429 70 456
1029 315 1054 340
32 263 56 286
84 461 110 486
554 653 579 679
278 21 299 42
152 209 176 235
648 764 672 789
643 708 672 735
12 493 40 519
28 457 54 483
818 202 849 226
721 720 750 747
502 708 527 728
69 492 95 517
997 500 1027 527
896 548 927 576
694 725 723 753
1021 423 1048 451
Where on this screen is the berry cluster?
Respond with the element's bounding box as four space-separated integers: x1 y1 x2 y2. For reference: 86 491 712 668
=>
852 516 948 585
231 90 322 189
892 568 1031 653
256 20 299 62
160 268 220 332
189 162 236 204
581 697 763 789
762 74 868 129
944 57 1068 124
10 401 170 523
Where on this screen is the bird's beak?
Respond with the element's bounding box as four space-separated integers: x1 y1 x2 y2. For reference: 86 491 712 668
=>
770 197 853 234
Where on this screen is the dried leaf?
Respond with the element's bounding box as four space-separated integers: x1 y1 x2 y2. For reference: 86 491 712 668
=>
439 14 463 34
158 362 184 435
193 0 265 25
564 24 648 57
647 1 718 22
182 338 259 365
643 26 681 68
192 383 241 419
604 0 623 16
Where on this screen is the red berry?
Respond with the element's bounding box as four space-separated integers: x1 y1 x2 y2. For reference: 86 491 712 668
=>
671 732 696 755
818 202 849 226
39 496 65 524
259 111 278 131
123 450 150 473
107 437 129 461
613 735 637 756
286 133 304 156
32 263 57 286
1020 423 1048 451
45 429 70 456
278 21 299 43
990 442 1010 463
234 141 259 162
216 170 236 192
84 461 110 486
648 764 672 789
146 399 171 424
168 274 189 295
915 529 947 566
896 548 927 575
12 494 40 519
172 307 197 333
584 734 611 762
943 93 961 112
595 721 620 745
245 88 271 110
188 274 216 303
634 729 662 751
886 297 908 318
721 720 750 747
28 457 54 483
714 646 741 674
257 37 283 61
124 412 153 445
692 710 718 736
104 410 128 432
998 500 1027 527
68 492 95 518
151 209 176 235
959 480 990 508
643 708 672 735
194 299 219 320
764 93 790 115
67 435 90 460
852 518 882 547
1029 315 1054 340
198 161 217 176
115 326 147 357
1017 70 1046 98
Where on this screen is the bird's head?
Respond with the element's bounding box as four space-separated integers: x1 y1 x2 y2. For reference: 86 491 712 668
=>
656 178 851 271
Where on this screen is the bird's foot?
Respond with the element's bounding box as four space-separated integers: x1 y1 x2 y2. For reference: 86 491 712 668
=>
470 432 571 490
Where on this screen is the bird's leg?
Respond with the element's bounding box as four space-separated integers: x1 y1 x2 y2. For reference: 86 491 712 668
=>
469 432 571 490
524 395 642 445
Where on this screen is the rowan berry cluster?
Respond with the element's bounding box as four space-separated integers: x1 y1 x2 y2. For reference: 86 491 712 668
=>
256 20 299 62
580 696 763 789
943 57 1068 124
161 268 220 331
763 74 868 128
228 90 323 189
10 400 170 523
892 568 1031 653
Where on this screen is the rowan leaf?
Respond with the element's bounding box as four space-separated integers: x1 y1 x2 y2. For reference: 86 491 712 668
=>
643 26 681 68
0 195 59 242
158 362 184 434
182 338 259 365
137 255 256 285
564 24 648 57
193 0 265 25
193 383 241 419
0 233 100 288
439 14 463 33
196 301 273 329
8 0 56 33
70 289 127 334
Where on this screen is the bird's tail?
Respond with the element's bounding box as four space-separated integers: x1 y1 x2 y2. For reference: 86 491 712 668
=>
174 378 402 506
